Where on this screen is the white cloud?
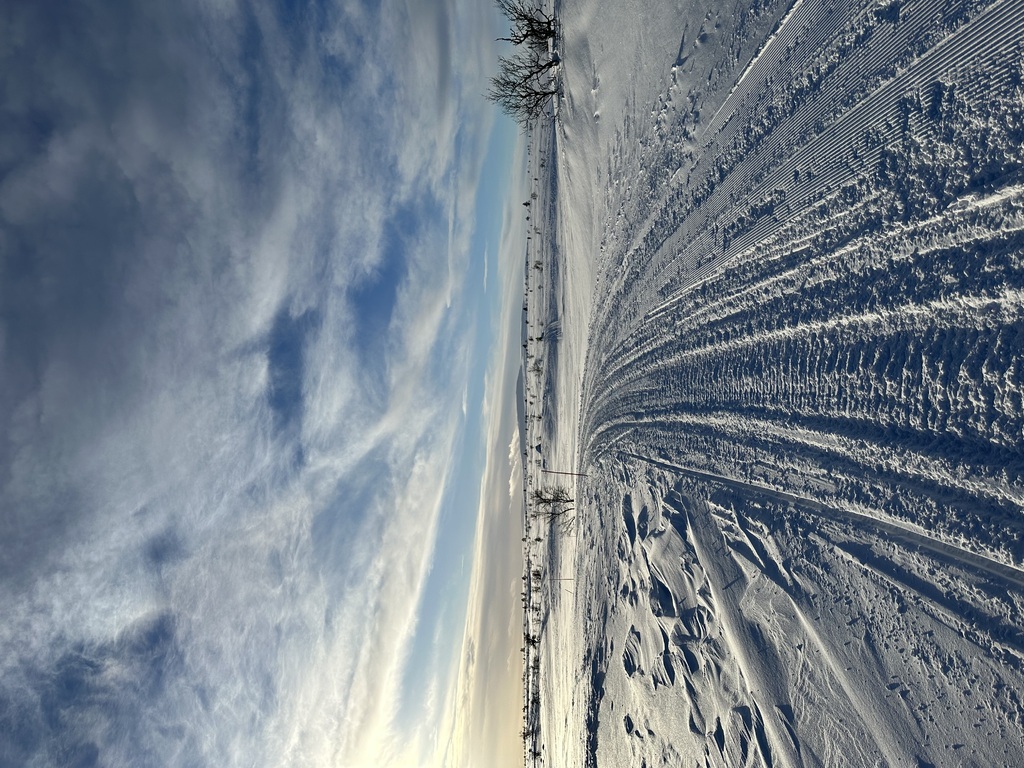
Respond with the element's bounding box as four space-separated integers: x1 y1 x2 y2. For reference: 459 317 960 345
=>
0 0 504 765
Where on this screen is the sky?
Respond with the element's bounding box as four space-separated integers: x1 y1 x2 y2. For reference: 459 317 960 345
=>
0 1 527 766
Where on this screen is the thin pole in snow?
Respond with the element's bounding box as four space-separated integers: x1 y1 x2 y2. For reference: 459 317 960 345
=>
540 469 588 477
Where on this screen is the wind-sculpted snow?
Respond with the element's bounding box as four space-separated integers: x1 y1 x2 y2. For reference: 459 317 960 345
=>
535 0 1024 765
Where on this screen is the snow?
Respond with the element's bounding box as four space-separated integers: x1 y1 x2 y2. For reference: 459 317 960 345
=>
521 0 1024 764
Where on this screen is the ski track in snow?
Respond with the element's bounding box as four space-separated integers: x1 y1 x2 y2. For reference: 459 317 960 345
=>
529 0 1024 764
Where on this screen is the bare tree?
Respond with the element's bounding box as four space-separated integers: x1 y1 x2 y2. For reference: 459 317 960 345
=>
487 47 559 128
530 485 575 532
531 485 572 506
496 0 557 49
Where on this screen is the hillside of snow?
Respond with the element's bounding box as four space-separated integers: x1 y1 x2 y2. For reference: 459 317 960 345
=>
529 0 1024 765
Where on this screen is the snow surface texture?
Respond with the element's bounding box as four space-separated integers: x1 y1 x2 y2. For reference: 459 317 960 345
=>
527 0 1024 765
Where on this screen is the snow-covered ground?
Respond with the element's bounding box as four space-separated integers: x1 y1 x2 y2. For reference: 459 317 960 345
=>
528 0 1024 764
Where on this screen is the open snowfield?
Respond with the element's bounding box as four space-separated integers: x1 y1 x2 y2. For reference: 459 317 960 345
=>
525 0 1024 765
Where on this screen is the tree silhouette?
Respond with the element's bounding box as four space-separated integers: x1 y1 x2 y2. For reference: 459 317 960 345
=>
496 0 557 49
531 486 572 506
488 47 559 128
487 1 559 128
530 485 575 532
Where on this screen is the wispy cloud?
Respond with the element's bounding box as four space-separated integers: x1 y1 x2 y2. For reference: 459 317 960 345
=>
0 0 502 765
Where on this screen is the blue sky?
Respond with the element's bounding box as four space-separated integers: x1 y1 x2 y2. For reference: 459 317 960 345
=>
0 1 526 766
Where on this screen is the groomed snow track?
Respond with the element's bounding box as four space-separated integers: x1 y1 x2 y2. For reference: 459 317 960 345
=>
541 0 1024 764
